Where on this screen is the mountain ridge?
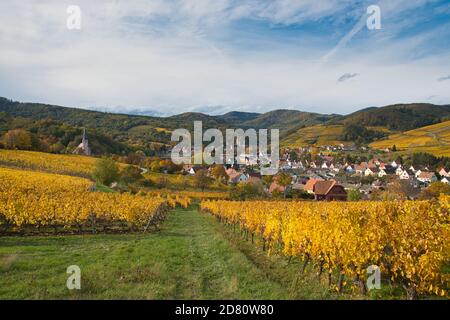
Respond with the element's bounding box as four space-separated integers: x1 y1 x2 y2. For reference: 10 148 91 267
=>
1 96 450 155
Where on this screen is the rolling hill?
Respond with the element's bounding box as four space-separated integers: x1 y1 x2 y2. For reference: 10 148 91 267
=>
370 120 450 157
336 103 450 131
281 124 346 147
1 97 450 153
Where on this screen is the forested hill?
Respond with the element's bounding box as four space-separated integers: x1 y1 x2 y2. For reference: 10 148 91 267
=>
335 103 450 131
1 97 450 155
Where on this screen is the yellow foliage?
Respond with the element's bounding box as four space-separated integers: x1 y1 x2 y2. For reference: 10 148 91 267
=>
370 120 450 157
200 198 450 297
0 149 97 177
0 167 167 230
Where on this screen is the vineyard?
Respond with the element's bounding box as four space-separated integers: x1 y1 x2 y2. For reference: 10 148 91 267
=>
0 149 97 177
201 198 450 299
0 167 189 234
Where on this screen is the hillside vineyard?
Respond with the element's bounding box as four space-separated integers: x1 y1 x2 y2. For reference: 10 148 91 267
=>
201 199 449 299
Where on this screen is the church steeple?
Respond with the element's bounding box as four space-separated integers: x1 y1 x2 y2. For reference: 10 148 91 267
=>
73 127 91 156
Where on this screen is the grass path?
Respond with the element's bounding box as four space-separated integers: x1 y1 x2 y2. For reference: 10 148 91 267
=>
0 207 306 299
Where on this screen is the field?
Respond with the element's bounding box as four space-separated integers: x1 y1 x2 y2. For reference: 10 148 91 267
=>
0 149 97 177
370 121 450 156
281 124 346 147
0 207 376 299
201 199 450 299
0 167 171 234
0 150 448 300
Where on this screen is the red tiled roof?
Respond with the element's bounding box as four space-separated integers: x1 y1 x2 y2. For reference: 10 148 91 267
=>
304 178 320 191
313 180 337 195
269 182 285 193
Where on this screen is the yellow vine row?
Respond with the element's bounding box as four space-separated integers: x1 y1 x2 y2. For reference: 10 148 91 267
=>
0 167 170 231
200 198 450 298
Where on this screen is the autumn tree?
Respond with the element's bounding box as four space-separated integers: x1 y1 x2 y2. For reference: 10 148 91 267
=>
275 173 292 198
347 189 362 201
387 180 414 200
120 165 144 185
92 157 120 186
277 173 292 188
210 164 227 183
194 169 210 191
230 180 265 200
419 182 450 200
3 129 32 150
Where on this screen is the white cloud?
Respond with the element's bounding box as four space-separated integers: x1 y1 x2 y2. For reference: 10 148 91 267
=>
0 0 449 115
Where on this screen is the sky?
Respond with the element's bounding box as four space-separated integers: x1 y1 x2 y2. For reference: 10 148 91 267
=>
0 0 449 116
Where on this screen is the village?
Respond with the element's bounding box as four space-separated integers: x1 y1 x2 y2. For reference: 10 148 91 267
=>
180 144 450 201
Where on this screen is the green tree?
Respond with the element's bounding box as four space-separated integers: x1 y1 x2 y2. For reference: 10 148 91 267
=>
3 129 32 150
347 189 362 201
289 150 299 161
175 174 190 190
262 175 273 186
277 173 292 188
120 165 144 185
210 164 227 183
194 169 210 191
92 157 120 186
419 182 450 200
229 181 265 200
276 173 292 198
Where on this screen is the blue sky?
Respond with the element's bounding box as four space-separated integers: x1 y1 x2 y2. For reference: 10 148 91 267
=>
0 0 449 115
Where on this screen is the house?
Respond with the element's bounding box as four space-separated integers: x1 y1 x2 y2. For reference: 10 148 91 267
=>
372 180 384 190
291 182 305 191
396 167 404 176
313 180 347 201
226 167 238 177
399 170 411 180
382 165 396 175
368 158 381 167
247 172 262 180
378 169 388 178
229 172 248 184
391 161 399 168
414 169 422 178
304 178 321 194
331 163 342 172
345 165 355 173
439 168 449 177
355 162 368 175
441 177 450 184
269 181 286 194
417 172 437 183
364 167 379 176
409 165 417 173
321 162 330 169
184 165 208 175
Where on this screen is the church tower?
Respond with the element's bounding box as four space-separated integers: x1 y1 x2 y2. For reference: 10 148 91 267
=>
73 127 91 156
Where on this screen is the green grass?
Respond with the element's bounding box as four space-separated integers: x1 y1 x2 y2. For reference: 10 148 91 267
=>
0 207 413 300
94 183 116 193
0 207 325 299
